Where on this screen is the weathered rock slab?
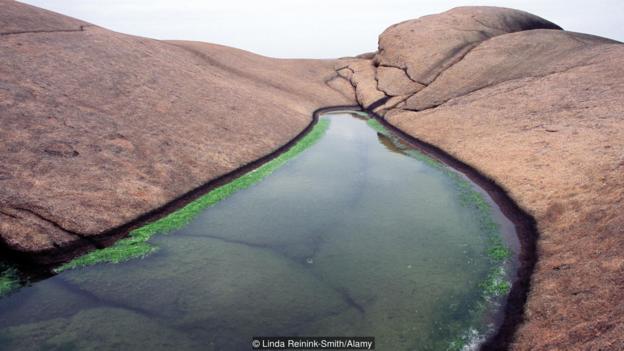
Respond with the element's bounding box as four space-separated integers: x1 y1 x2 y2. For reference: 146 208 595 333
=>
374 6 561 86
0 1 351 259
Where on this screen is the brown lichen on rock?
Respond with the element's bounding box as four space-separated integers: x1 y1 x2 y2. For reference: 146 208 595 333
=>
375 65 424 97
0 1 352 261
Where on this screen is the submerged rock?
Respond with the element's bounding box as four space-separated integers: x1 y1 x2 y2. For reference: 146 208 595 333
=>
60 236 351 348
0 307 205 351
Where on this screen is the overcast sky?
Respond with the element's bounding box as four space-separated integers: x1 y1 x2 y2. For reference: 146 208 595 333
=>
19 0 624 58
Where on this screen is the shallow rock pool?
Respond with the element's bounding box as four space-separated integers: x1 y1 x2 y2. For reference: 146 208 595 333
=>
0 112 518 350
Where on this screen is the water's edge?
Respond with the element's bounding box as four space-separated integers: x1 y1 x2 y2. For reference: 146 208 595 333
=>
54 116 334 271
0 105 361 271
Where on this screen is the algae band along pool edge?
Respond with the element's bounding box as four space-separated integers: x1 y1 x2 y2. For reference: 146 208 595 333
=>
0 111 519 351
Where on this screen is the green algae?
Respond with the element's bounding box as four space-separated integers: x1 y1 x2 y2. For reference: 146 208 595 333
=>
365 118 388 134
0 266 19 297
56 119 331 272
488 242 513 262
481 266 512 296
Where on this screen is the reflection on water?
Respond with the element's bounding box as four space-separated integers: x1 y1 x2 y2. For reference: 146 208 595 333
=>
0 113 515 350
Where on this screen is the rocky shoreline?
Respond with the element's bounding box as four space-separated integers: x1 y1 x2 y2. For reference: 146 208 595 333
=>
1 2 623 350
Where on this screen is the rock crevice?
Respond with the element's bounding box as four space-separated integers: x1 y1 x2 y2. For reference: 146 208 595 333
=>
0 24 88 36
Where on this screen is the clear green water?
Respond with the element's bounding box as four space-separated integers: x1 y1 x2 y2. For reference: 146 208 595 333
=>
0 113 516 351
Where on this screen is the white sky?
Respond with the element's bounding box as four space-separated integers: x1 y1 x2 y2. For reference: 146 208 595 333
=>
19 0 624 58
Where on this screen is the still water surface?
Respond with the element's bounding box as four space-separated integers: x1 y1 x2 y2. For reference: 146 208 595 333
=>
0 113 516 350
